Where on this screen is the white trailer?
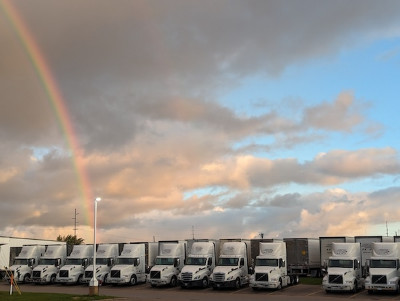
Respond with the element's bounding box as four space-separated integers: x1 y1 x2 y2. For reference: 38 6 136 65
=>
250 241 292 290
82 243 119 285
31 244 67 284
9 245 46 283
149 241 187 287
322 242 364 293
365 242 400 293
179 240 219 288
56 244 93 284
210 240 251 289
107 242 157 285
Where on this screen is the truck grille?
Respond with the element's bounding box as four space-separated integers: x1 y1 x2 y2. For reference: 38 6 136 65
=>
255 273 268 282
214 273 225 282
150 271 161 279
59 270 69 278
328 275 343 284
85 271 93 278
32 271 41 278
110 270 120 278
372 275 387 284
181 272 192 281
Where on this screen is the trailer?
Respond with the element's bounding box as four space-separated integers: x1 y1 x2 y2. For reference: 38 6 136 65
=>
284 238 320 276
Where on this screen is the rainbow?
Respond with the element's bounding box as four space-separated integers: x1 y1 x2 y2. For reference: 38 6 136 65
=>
1 0 94 226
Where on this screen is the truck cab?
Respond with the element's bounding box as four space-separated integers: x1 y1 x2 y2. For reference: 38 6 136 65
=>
149 241 187 287
31 244 67 284
210 241 250 289
250 242 291 290
9 245 45 283
56 244 93 284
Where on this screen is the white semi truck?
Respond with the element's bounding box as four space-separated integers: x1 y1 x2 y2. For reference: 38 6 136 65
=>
56 244 93 284
322 242 363 293
108 242 157 286
365 242 400 294
210 240 251 289
82 243 119 285
31 244 67 284
179 240 219 288
149 241 187 287
250 241 291 290
9 245 46 283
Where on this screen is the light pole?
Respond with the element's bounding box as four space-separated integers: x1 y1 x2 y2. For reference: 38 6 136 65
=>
89 197 101 295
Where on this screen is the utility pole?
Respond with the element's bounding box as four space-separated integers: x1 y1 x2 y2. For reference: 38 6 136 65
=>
73 208 79 237
192 225 195 240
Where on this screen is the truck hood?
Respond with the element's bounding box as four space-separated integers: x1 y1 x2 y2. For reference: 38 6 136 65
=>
213 266 239 274
151 265 174 272
327 267 354 275
111 265 133 272
60 265 83 271
181 265 208 274
85 265 108 273
254 266 278 274
33 265 56 272
369 268 398 280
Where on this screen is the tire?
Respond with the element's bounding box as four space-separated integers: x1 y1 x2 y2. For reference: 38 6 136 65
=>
50 274 56 284
130 275 137 286
201 277 209 288
170 276 177 287
151 283 157 288
234 278 241 289
352 281 357 294
23 274 30 283
77 275 82 285
102 274 108 286
277 278 282 290
367 289 373 294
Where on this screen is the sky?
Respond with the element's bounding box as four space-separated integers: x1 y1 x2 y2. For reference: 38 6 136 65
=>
1 0 400 244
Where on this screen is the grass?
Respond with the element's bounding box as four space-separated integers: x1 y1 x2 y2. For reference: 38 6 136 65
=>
299 277 322 285
0 292 116 301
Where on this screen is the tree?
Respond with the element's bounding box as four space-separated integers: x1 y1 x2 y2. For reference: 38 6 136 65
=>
56 234 84 245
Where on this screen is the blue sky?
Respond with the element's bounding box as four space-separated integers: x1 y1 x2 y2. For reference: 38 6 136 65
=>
1 0 400 242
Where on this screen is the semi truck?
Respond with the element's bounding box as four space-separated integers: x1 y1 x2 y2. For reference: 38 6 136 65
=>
108 242 157 285
320 236 355 269
179 240 219 288
365 242 400 293
284 238 321 276
56 244 93 284
82 243 119 285
149 241 187 287
250 241 292 290
31 244 67 284
9 245 46 283
322 242 364 293
210 240 251 289
355 236 393 273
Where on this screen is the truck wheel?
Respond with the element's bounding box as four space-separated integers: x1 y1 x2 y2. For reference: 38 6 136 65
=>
352 281 357 293
23 274 30 283
77 275 82 284
130 275 137 286
201 277 209 288
277 278 282 290
235 278 241 289
170 276 177 287
50 274 56 284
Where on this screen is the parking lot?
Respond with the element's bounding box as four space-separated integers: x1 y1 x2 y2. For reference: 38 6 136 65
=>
2 282 400 301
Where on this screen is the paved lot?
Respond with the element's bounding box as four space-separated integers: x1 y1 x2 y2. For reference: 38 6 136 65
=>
2 282 400 301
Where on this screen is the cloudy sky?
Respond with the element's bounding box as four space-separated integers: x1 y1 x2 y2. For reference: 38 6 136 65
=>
1 0 400 244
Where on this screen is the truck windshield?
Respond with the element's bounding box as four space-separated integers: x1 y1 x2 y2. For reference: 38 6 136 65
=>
13 259 28 265
370 259 397 268
117 258 136 265
96 258 109 265
218 258 239 266
39 259 57 265
255 258 278 267
155 258 174 265
186 257 207 265
66 258 82 265
328 259 353 268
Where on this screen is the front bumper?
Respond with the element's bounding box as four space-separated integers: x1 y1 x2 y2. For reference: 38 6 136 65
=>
107 278 130 284
149 278 170 286
180 279 204 287
250 281 280 289
323 284 354 291
210 279 237 288
365 283 397 291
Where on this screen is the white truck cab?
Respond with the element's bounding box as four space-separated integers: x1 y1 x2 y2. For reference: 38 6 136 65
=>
322 242 363 293
31 244 67 284
179 241 218 288
149 241 187 287
9 245 45 283
250 241 291 290
56 244 93 284
210 241 250 289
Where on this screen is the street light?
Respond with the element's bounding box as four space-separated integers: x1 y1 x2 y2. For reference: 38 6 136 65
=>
89 197 101 296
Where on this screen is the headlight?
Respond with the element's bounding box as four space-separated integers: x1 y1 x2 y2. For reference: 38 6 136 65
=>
390 280 397 284
194 275 201 280
345 280 353 284
227 276 234 281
